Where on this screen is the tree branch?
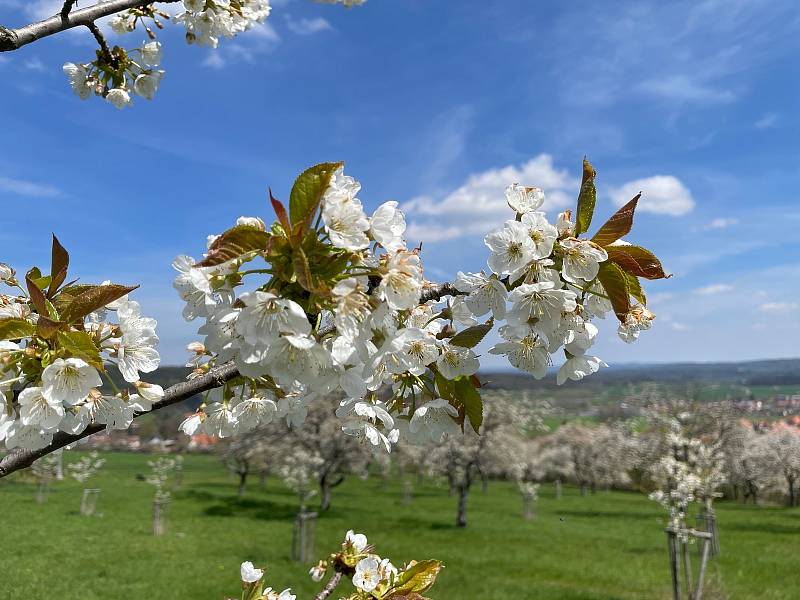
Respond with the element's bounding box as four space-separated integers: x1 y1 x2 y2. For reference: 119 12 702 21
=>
0 361 239 479
0 280 467 478
313 572 342 600
0 0 180 53
61 0 79 19
85 21 113 64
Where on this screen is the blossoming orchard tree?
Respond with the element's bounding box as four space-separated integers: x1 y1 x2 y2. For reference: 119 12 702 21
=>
0 0 364 108
0 157 668 597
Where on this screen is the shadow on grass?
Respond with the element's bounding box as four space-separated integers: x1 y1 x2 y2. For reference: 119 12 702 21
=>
202 496 299 521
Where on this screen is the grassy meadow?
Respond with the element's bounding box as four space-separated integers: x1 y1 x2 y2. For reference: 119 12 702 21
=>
1 452 797 599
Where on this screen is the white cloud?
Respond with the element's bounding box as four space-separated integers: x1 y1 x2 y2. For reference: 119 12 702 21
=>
610 175 694 216
0 176 60 198
754 112 778 130
637 75 736 104
694 283 734 296
705 217 738 230
202 52 226 70
22 57 46 72
286 16 332 35
758 302 799 314
670 322 690 331
201 23 280 68
403 154 578 243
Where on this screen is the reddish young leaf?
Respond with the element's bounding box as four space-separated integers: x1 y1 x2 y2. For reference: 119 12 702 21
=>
48 234 70 298
591 193 640 247
606 245 670 280
25 274 49 316
194 226 271 268
269 188 291 233
60 284 138 324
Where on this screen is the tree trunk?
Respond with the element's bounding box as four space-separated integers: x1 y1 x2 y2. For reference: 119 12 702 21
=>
788 477 797 508
237 470 248 498
456 484 469 528
321 483 332 512
481 472 489 494
580 482 588 496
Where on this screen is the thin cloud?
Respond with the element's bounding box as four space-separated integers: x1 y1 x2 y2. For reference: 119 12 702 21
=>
0 176 60 198
694 283 734 296
610 175 694 216
286 16 332 35
704 217 738 230
403 154 578 243
754 112 778 130
758 302 799 314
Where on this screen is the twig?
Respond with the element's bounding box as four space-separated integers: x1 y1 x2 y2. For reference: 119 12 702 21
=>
61 0 79 19
85 21 113 64
0 0 180 53
313 572 342 600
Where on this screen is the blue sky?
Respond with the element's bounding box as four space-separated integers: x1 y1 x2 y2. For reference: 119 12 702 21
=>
0 0 799 367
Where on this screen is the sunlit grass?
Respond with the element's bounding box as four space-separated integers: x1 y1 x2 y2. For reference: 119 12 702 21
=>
1 452 796 599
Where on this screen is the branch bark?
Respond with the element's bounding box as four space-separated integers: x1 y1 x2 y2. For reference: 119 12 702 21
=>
0 0 179 53
0 361 239 479
0 280 466 479
313 571 342 600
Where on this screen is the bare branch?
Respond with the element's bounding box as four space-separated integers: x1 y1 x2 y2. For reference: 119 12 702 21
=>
0 280 468 479
314 572 343 600
0 361 239 479
0 0 179 53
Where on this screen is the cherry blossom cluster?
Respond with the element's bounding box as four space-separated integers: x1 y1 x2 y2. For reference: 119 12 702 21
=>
67 450 106 484
648 424 726 529
0 238 162 451
175 159 667 454
237 529 441 600
60 0 363 107
63 40 164 109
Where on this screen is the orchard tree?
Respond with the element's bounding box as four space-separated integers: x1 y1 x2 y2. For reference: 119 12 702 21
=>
0 0 365 108
763 427 800 507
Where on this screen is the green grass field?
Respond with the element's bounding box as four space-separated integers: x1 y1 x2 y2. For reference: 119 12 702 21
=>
1 452 797 599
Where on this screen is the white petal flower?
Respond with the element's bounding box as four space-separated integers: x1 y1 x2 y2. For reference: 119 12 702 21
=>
18 387 64 430
559 239 608 284
332 278 371 340
408 399 460 443
106 88 132 109
520 211 558 259
370 201 406 252
42 358 102 406
489 334 549 379
232 395 278 431
556 354 607 385
485 221 536 278
63 63 92 99
204 402 237 437
236 291 311 345
392 328 439 375
454 271 507 319
116 318 160 383
507 281 577 328
506 183 545 214
133 71 164 100
353 557 382 593
179 413 204 436
346 529 368 552
379 251 423 310
322 196 370 251
556 210 574 237
436 343 479 380
139 41 163 66
240 561 264 584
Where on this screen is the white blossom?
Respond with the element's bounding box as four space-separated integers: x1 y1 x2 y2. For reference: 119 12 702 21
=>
505 183 545 214
41 358 101 406
485 221 536 279
559 239 607 284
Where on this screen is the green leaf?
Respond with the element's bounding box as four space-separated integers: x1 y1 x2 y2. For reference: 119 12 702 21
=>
0 318 35 341
596 262 631 322
292 247 313 292
606 245 669 280
454 377 483 432
48 234 69 298
194 226 271 268
591 194 640 247
434 371 456 402
288 162 343 232
624 272 646 306
56 330 104 371
449 319 493 348
60 284 138 324
386 560 443 597
574 158 597 237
